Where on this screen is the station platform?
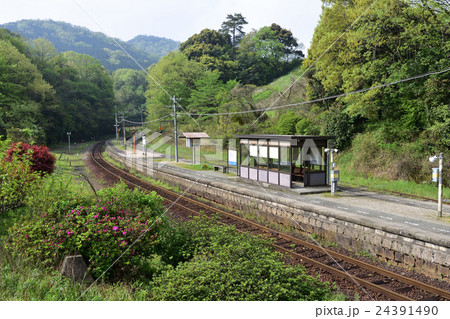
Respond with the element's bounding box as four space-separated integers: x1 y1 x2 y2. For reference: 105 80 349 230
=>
106 141 450 250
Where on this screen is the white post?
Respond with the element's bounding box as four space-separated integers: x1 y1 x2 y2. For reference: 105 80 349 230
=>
67 132 71 152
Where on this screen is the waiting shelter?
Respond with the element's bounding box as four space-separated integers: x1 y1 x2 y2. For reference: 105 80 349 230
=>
235 134 334 188
179 132 209 164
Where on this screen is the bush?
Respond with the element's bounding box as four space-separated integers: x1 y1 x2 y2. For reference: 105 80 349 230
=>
1 138 40 214
276 111 301 135
150 216 334 301
324 111 356 149
295 118 320 135
6 142 56 175
5 183 165 279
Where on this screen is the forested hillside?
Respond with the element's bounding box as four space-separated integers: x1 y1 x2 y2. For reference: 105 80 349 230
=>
302 0 449 182
0 20 179 72
143 2 449 184
0 28 114 144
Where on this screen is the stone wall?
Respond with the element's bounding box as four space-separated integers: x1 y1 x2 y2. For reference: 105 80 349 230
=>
106 146 449 279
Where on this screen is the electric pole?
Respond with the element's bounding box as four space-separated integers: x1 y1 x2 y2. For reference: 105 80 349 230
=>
167 95 180 162
121 113 126 150
114 113 119 144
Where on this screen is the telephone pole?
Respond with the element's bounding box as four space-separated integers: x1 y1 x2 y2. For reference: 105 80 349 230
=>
121 113 126 150
167 96 180 162
114 113 119 144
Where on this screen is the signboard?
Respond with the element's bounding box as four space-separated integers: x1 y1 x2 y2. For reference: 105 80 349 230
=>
432 168 439 182
330 170 340 182
228 150 237 166
186 138 200 148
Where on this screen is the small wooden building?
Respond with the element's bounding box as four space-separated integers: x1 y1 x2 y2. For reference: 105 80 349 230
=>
179 132 209 164
235 134 334 188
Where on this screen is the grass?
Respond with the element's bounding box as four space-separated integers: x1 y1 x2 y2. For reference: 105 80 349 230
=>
339 169 449 201
337 151 449 201
0 246 150 301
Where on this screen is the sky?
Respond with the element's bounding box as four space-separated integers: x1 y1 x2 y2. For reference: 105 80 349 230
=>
0 0 323 50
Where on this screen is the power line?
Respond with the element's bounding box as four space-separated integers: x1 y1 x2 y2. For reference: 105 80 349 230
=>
252 0 380 125
122 114 172 125
180 67 450 117
71 0 201 127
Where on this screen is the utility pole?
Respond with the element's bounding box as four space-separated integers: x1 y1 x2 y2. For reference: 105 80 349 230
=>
429 153 444 217
325 148 339 196
121 113 126 150
114 113 119 144
166 96 180 162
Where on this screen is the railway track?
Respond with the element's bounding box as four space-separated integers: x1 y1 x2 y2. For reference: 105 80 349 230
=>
90 142 450 301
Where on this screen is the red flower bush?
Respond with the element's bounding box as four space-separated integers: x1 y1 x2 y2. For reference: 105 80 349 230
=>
6 142 56 175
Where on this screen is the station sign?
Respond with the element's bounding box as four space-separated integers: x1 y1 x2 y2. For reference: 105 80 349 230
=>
432 167 439 182
330 170 340 182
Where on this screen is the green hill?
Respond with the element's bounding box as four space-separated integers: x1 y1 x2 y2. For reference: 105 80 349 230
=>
1 19 180 72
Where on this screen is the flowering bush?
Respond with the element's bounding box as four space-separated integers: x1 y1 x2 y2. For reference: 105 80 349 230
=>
1 139 40 214
6 183 165 279
6 142 56 175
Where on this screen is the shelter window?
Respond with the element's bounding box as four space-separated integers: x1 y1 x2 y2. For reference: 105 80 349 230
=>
268 146 279 170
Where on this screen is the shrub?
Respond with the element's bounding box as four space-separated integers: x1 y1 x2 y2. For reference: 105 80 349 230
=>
5 183 165 279
1 138 40 214
276 111 301 135
323 111 355 149
6 142 56 175
150 216 334 301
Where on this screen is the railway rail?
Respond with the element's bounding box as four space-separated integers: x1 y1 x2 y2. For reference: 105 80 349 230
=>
90 141 450 301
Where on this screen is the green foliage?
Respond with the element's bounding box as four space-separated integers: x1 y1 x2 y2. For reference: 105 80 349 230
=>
305 0 449 150
296 118 320 135
0 138 40 214
276 111 301 135
180 29 237 81
150 216 333 301
145 51 208 126
323 111 355 149
113 68 148 118
127 35 180 59
0 244 151 300
5 183 165 279
1 20 172 72
220 13 248 46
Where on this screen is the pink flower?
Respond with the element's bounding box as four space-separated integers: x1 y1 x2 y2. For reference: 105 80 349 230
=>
113 226 119 231
122 231 126 235
94 215 98 218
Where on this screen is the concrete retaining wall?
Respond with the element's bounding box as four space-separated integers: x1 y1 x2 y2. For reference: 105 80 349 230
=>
106 145 449 280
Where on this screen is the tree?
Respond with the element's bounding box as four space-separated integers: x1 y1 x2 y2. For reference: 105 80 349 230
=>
180 29 237 81
270 23 304 61
220 13 248 46
237 27 286 85
304 0 450 149
145 52 208 127
113 69 148 121
30 37 58 71
188 71 237 118
276 111 301 135
0 39 53 141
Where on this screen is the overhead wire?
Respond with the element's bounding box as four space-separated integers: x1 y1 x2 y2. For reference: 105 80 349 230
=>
71 0 201 127
178 67 450 117
251 0 380 125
